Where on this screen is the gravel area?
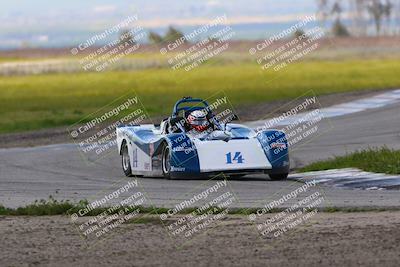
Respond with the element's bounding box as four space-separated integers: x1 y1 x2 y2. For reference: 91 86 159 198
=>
1 212 400 266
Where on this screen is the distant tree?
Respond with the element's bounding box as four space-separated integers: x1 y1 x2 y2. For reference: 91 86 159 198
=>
316 0 397 37
367 0 386 35
382 0 393 35
329 0 351 37
207 35 219 42
332 18 351 36
119 29 135 45
148 31 164 44
396 0 400 35
294 29 307 39
164 26 187 43
331 1 343 18
147 27 188 44
316 0 330 27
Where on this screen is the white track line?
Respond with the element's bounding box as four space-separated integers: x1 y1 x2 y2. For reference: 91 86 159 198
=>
290 168 400 190
246 89 400 128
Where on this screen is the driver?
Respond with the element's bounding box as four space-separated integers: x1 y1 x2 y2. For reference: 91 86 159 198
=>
186 110 211 133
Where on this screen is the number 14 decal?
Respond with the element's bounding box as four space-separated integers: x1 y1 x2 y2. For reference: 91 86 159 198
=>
226 152 244 164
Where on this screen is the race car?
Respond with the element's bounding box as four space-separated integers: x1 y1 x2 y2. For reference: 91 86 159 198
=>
116 97 290 180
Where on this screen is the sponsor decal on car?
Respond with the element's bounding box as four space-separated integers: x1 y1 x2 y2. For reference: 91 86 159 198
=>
270 142 287 149
171 166 186 172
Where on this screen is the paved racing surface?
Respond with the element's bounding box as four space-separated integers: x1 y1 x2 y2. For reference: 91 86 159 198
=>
0 99 399 209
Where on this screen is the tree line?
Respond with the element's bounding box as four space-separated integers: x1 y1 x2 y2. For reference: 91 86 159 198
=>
316 0 400 36
119 0 400 44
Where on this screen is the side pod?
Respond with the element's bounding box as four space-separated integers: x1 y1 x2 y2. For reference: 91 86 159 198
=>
257 130 290 174
163 133 201 177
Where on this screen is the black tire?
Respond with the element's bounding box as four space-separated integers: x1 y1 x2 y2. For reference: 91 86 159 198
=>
161 144 171 179
121 141 134 177
269 173 289 181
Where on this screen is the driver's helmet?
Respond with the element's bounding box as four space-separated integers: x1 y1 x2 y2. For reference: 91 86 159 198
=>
187 110 209 132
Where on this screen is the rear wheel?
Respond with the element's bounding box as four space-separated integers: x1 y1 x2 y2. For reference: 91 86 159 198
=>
269 173 288 181
161 144 171 179
121 142 133 177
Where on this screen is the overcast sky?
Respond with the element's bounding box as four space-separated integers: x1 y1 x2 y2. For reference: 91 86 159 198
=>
2 0 316 29
0 0 317 48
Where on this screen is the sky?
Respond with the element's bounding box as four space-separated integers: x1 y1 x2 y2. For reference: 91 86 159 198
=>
0 0 318 48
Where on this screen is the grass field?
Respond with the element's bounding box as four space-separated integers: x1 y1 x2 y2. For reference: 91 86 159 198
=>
301 147 400 175
1 58 400 133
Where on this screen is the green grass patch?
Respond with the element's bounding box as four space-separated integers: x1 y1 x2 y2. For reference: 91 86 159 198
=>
0 198 76 216
1 58 400 133
2 197 400 216
300 147 400 175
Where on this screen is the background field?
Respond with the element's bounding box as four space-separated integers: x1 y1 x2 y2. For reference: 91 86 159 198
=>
1 57 400 133
1 37 400 134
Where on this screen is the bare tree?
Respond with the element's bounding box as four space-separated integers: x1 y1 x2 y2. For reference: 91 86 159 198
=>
148 31 163 44
330 0 350 36
331 0 343 19
382 0 393 35
367 0 386 35
316 0 331 28
316 0 399 36
396 0 400 35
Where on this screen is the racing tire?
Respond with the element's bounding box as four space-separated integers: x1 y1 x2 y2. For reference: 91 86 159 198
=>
161 144 172 179
121 141 134 177
269 173 289 181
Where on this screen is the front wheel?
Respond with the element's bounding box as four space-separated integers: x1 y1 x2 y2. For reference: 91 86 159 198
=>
121 142 133 177
161 144 171 179
269 173 288 181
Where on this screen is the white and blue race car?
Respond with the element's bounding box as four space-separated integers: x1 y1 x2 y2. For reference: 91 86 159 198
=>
116 97 289 180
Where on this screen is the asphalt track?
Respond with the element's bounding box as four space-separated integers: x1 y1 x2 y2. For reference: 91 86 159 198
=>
0 98 399 209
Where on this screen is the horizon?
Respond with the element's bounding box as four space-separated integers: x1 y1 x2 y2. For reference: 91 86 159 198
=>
1 0 399 49
1 0 319 49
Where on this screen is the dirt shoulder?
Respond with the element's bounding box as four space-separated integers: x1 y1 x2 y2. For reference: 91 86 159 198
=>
1 212 399 267
0 88 390 148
